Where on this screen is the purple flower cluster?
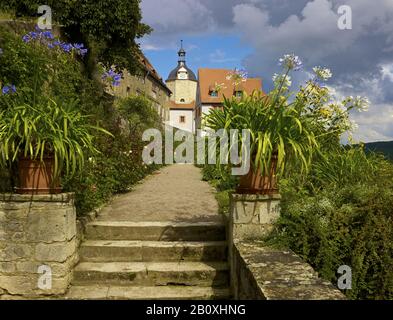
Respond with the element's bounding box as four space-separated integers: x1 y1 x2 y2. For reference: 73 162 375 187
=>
102 69 122 87
22 26 88 57
1 84 16 95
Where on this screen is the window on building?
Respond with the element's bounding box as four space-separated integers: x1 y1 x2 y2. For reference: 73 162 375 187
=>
126 86 131 96
234 90 243 98
179 116 186 123
209 90 218 97
180 98 185 103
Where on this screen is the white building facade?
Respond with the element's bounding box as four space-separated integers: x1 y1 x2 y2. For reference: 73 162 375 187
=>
166 42 198 133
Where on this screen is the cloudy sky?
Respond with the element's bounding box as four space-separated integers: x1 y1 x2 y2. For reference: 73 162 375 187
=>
140 0 393 143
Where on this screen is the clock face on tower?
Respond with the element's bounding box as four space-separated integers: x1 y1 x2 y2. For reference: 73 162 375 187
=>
178 71 188 80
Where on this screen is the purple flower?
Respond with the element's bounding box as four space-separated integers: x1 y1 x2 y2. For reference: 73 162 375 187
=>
2 86 9 94
1 85 16 95
42 31 54 39
73 43 88 57
60 43 73 53
22 34 31 43
102 68 122 86
79 48 88 56
73 43 84 50
30 32 39 39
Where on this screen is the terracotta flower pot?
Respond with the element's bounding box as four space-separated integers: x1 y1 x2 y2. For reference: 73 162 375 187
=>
16 157 62 195
236 153 278 195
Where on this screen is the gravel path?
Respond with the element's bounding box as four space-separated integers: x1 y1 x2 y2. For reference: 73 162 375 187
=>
97 164 222 223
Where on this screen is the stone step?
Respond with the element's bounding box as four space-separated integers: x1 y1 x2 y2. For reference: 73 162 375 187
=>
65 285 231 300
85 221 226 241
72 261 229 287
80 240 228 262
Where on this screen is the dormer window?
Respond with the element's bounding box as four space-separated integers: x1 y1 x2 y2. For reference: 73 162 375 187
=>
234 90 243 98
208 84 219 97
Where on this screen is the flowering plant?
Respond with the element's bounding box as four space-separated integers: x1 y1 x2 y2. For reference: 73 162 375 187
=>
226 68 248 86
0 25 112 178
102 68 122 87
206 53 370 186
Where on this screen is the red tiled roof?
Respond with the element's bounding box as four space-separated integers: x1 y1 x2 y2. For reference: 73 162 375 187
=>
138 53 172 94
198 68 263 104
169 100 195 110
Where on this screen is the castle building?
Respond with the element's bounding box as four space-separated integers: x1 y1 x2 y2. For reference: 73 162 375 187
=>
166 41 198 133
195 69 263 135
166 42 264 135
113 53 172 122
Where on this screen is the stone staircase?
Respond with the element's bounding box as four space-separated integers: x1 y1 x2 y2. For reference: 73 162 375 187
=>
66 220 231 300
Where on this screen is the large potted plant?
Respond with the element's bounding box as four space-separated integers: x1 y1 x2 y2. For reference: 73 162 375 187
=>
205 55 320 194
0 99 111 194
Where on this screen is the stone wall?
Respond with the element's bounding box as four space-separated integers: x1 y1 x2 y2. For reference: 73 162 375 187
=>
229 193 281 240
229 193 346 300
0 193 78 299
232 241 346 300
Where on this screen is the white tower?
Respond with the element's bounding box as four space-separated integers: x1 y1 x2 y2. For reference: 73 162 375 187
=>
166 41 197 133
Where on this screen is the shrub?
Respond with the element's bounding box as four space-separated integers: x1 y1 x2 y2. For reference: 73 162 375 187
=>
268 148 393 300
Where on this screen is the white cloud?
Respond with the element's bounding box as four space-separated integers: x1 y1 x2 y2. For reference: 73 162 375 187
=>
209 49 237 63
141 0 216 34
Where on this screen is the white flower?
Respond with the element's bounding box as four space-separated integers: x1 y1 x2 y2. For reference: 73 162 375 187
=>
279 54 303 71
313 66 332 81
350 120 359 131
353 96 370 112
273 73 292 88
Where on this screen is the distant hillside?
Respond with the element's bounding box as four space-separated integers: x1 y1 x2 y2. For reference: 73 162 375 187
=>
364 141 393 160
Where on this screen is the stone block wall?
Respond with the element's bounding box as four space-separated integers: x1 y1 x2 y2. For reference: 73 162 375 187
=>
229 193 281 241
228 193 345 300
0 193 78 298
232 241 346 300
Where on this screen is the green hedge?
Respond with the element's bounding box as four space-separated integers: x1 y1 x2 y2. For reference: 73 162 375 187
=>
268 149 393 300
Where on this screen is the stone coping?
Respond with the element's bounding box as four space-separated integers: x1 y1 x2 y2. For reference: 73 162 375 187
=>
230 193 281 202
234 241 346 300
0 193 74 203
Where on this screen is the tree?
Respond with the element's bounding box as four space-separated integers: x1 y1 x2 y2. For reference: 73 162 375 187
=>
0 0 152 74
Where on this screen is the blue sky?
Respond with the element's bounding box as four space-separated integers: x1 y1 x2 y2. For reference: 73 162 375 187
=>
139 0 393 143
141 34 254 83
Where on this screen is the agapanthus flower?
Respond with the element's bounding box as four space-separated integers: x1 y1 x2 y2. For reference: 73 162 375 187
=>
226 68 248 85
102 68 122 87
73 43 88 57
1 84 16 95
353 96 370 112
42 31 54 39
22 34 31 43
313 66 332 81
279 54 303 71
60 43 73 53
21 27 87 57
272 73 292 88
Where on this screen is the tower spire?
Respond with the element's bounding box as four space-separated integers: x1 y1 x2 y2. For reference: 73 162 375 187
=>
178 40 186 65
